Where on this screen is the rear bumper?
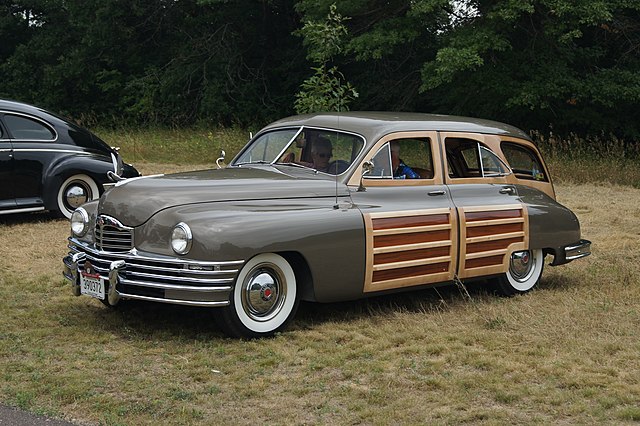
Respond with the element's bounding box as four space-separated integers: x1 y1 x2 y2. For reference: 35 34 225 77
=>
550 239 592 266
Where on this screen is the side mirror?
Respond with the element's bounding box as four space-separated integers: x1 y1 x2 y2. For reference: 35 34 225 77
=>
357 161 374 192
216 150 226 169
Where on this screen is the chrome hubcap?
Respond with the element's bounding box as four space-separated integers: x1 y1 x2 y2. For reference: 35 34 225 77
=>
65 184 88 209
509 250 534 282
241 265 285 321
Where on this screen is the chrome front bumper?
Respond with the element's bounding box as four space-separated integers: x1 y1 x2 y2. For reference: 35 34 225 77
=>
63 239 244 307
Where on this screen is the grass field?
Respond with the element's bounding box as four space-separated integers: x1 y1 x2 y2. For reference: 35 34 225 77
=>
1 129 639 425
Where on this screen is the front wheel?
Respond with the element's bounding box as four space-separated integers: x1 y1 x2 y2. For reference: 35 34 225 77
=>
56 174 100 219
217 253 299 338
494 249 544 296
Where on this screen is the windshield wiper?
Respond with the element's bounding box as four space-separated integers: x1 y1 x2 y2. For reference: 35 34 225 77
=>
273 162 311 170
234 160 270 166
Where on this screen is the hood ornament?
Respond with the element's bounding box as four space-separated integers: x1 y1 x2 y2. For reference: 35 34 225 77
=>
216 150 226 169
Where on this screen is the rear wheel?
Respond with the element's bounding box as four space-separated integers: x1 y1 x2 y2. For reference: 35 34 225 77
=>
217 253 299 338
494 249 544 296
56 174 99 219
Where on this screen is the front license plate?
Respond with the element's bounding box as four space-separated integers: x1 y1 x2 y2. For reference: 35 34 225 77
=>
80 273 105 300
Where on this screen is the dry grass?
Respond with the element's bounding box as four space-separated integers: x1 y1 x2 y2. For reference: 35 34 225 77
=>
1 172 639 424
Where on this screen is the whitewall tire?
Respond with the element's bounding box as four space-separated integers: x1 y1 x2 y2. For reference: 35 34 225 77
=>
495 249 544 296
217 253 299 338
56 174 99 219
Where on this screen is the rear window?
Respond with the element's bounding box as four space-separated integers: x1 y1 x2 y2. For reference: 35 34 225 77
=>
4 114 56 141
501 142 547 182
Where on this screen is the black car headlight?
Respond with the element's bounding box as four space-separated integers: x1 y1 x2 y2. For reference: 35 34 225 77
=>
70 207 89 237
171 222 192 255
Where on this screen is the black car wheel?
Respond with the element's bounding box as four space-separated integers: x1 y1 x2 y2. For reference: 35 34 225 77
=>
56 174 99 219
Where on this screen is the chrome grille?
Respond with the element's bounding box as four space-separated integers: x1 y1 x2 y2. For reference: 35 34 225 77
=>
94 215 133 252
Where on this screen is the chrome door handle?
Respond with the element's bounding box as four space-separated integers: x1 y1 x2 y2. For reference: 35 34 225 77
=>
428 190 446 196
499 186 515 195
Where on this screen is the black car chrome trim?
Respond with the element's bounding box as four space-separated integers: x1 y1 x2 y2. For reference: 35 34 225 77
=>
11 148 91 155
0 206 45 215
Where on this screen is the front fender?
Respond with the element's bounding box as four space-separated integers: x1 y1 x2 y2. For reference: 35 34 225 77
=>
135 198 366 303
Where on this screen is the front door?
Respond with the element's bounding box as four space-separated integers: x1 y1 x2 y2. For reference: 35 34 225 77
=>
351 132 458 293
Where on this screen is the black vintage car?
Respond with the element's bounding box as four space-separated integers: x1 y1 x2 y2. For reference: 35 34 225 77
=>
0 99 139 218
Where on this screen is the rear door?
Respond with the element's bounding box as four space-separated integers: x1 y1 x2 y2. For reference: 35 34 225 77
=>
351 132 458 293
441 132 529 280
0 120 16 209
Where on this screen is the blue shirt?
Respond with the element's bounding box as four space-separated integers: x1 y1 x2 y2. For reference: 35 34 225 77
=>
394 161 420 179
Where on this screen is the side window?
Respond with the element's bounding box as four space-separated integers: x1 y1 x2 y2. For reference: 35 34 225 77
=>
446 137 510 178
480 146 509 176
367 138 433 180
501 142 548 182
5 114 55 140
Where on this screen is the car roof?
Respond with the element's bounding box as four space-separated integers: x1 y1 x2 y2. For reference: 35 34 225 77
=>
262 111 532 143
0 99 50 115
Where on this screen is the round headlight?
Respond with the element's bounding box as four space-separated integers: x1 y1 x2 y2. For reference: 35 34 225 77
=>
171 222 192 255
70 208 89 237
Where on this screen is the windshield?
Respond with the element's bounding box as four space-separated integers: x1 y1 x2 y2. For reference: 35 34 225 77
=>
233 127 365 175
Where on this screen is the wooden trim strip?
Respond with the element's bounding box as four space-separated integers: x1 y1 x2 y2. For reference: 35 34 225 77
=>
368 208 451 219
372 223 451 236
465 217 524 227
465 231 525 244
462 204 523 213
373 262 450 282
368 272 453 291
465 248 508 260
373 240 452 254
373 255 452 271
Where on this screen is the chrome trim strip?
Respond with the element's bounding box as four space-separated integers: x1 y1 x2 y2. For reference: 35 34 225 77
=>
0 206 45 215
69 238 245 267
83 262 236 284
116 292 230 307
12 149 90 155
119 277 233 291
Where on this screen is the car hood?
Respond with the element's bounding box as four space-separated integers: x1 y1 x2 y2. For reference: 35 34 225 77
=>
97 166 350 226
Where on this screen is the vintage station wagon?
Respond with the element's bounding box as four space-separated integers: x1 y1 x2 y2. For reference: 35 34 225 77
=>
63 112 591 337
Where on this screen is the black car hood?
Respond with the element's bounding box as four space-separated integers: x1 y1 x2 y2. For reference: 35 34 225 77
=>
97 166 350 226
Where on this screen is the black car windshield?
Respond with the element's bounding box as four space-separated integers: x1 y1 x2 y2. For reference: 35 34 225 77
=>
233 127 365 175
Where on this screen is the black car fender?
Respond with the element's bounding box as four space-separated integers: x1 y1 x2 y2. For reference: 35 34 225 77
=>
42 152 115 211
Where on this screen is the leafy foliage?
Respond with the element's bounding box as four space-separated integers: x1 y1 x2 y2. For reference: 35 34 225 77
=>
0 0 638 144
294 4 358 114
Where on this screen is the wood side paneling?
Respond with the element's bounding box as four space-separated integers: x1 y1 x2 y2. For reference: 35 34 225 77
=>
364 208 457 292
458 204 529 279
